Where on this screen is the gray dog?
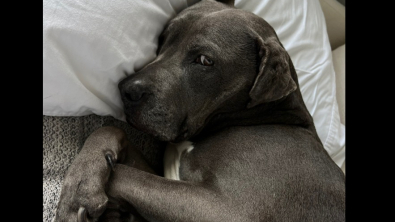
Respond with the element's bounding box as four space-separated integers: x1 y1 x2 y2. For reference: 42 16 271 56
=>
54 0 345 221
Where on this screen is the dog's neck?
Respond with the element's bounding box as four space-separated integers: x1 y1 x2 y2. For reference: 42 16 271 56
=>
190 84 320 143
189 58 321 143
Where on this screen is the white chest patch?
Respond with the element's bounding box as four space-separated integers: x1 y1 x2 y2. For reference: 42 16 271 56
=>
164 141 194 180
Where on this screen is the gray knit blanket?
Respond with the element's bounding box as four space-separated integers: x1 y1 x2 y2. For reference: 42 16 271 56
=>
43 115 165 222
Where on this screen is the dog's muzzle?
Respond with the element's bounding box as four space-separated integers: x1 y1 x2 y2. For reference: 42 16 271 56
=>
118 70 188 142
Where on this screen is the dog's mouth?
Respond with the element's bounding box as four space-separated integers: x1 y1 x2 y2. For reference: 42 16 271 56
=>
125 115 162 139
125 112 190 142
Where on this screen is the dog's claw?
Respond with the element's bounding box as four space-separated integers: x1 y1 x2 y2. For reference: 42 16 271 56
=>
78 207 88 222
106 154 115 171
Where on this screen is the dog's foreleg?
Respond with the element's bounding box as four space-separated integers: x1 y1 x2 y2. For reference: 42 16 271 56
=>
106 164 243 222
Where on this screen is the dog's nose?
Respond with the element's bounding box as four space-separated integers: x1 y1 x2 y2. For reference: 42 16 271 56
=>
119 79 149 104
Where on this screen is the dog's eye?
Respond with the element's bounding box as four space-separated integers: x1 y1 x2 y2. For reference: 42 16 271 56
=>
195 55 214 66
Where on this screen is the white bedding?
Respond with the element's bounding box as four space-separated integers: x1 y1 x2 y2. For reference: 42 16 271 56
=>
43 0 345 168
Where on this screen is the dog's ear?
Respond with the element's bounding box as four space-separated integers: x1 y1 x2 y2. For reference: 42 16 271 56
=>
247 36 297 109
215 0 234 6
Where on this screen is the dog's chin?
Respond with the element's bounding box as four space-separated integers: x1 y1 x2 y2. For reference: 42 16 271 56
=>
126 117 189 142
172 130 189 143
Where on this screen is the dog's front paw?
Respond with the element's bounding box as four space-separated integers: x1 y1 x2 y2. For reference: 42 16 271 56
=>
53 152 116 222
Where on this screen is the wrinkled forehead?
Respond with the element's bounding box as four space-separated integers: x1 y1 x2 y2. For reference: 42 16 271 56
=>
162 3 252 50
162 1 226 36
163 0 277 43
173 0 228 22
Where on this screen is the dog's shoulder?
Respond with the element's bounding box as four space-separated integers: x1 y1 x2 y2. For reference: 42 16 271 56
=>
200 124 320 149
192 124 344 181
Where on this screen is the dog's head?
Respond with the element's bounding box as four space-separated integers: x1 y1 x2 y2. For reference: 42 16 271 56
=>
119 0 297 142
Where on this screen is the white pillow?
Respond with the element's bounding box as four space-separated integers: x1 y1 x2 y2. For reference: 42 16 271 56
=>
43 0 196 119
43 0 345 168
